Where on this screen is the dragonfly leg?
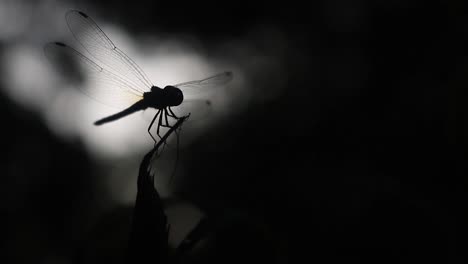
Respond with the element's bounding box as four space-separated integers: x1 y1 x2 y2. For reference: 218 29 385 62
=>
160 109 174 129
157 108 164 140
148 110 161 143
168 107 179 119
155 109 176 148
156 110 173 147
164 108 170 127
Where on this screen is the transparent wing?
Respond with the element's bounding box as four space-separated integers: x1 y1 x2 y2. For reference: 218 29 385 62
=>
174 71 233 98
65 10 153 93
44 42 143 109
170 99 214 121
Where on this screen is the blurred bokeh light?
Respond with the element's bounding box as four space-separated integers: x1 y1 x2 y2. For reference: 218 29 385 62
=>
0 0 289 202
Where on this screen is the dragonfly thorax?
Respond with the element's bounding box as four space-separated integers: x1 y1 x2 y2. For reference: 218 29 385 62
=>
145 85 183 108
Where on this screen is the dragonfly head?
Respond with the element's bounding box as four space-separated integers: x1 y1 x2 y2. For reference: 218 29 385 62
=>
164 85 184 106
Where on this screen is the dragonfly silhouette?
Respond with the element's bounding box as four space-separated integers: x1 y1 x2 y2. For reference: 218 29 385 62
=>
44 10 233 142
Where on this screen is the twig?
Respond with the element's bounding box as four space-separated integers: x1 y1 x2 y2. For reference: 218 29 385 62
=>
127 114 190 264
153 114 190 152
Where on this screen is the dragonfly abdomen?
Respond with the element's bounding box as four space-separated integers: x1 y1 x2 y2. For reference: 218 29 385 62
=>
94 100 147 125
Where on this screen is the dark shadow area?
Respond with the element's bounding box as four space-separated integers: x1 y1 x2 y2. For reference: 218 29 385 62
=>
125 145 169 264
1 0 467 263
0 87 100 263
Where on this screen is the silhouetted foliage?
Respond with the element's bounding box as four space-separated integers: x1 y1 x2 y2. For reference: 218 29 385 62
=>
126 116 187 264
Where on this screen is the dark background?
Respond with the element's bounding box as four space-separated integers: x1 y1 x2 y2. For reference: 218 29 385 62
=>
1 0 467 263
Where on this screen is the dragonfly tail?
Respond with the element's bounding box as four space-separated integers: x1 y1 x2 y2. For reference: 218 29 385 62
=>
94 100 146 125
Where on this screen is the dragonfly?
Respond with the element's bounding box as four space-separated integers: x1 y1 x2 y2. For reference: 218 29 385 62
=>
44 10 233 143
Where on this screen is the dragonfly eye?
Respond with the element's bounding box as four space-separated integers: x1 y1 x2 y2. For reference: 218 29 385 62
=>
174 88 184 106
165 86 183 106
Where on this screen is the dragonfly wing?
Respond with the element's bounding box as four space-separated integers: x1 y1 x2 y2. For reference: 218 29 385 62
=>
44 42 144 109
174 71 233 98
170 99 214 122
65 10 153 93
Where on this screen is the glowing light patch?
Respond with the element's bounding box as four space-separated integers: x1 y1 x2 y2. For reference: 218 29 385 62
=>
3 44 58 112
0 1 33 41
0 6 267 207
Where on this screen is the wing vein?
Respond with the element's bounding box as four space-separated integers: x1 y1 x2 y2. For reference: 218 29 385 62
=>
65 10 153 93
